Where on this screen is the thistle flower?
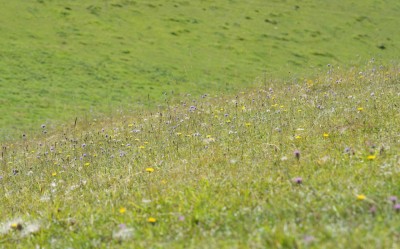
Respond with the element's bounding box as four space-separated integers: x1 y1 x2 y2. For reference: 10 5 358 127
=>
293 177 303 184
369 206 377 215
294 150 300 160
389 196 398 204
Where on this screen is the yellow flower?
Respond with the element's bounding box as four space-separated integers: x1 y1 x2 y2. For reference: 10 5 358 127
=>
52 172 57 176
146 167 155 173
357 194 366 200
241 106 246 111
176 132 182 136
84 162 90 167
139 145 145 149
10 223 22 230
295 135 301 139
147 217 157 223
357 107 363 111
323 133 329 138
119 207 126 214
245 123 252 127
367 155 376 160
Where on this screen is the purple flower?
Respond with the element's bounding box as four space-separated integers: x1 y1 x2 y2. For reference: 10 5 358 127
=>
82 144 86 148
394 204 400 212
189 106 197 112
293 177 303 184
389 196 398 204
178 216 185 221
369 206 377 215
294 150 300 160
303 235 315 244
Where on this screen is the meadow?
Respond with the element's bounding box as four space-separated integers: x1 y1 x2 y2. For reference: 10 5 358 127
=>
1 63 400 248
0 0 399 139
1 0 400 248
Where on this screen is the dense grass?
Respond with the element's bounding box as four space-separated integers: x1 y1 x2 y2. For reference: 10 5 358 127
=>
1 63 399 248
1 0 399 138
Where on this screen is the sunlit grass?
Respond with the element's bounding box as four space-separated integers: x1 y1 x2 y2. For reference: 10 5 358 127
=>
1 63 400 248
1 0 400 137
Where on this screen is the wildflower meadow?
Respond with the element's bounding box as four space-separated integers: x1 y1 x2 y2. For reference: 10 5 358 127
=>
1 0 400 248
1 63 400 248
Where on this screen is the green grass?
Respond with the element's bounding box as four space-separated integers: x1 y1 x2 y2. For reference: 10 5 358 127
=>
1 63 400 248
1 0 399 138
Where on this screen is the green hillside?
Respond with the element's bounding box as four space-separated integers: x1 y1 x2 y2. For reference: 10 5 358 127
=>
0 0 399 139
0 64 399 248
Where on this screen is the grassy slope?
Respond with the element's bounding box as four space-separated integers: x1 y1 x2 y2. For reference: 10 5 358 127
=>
0 0 399 138
0 64 399 248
